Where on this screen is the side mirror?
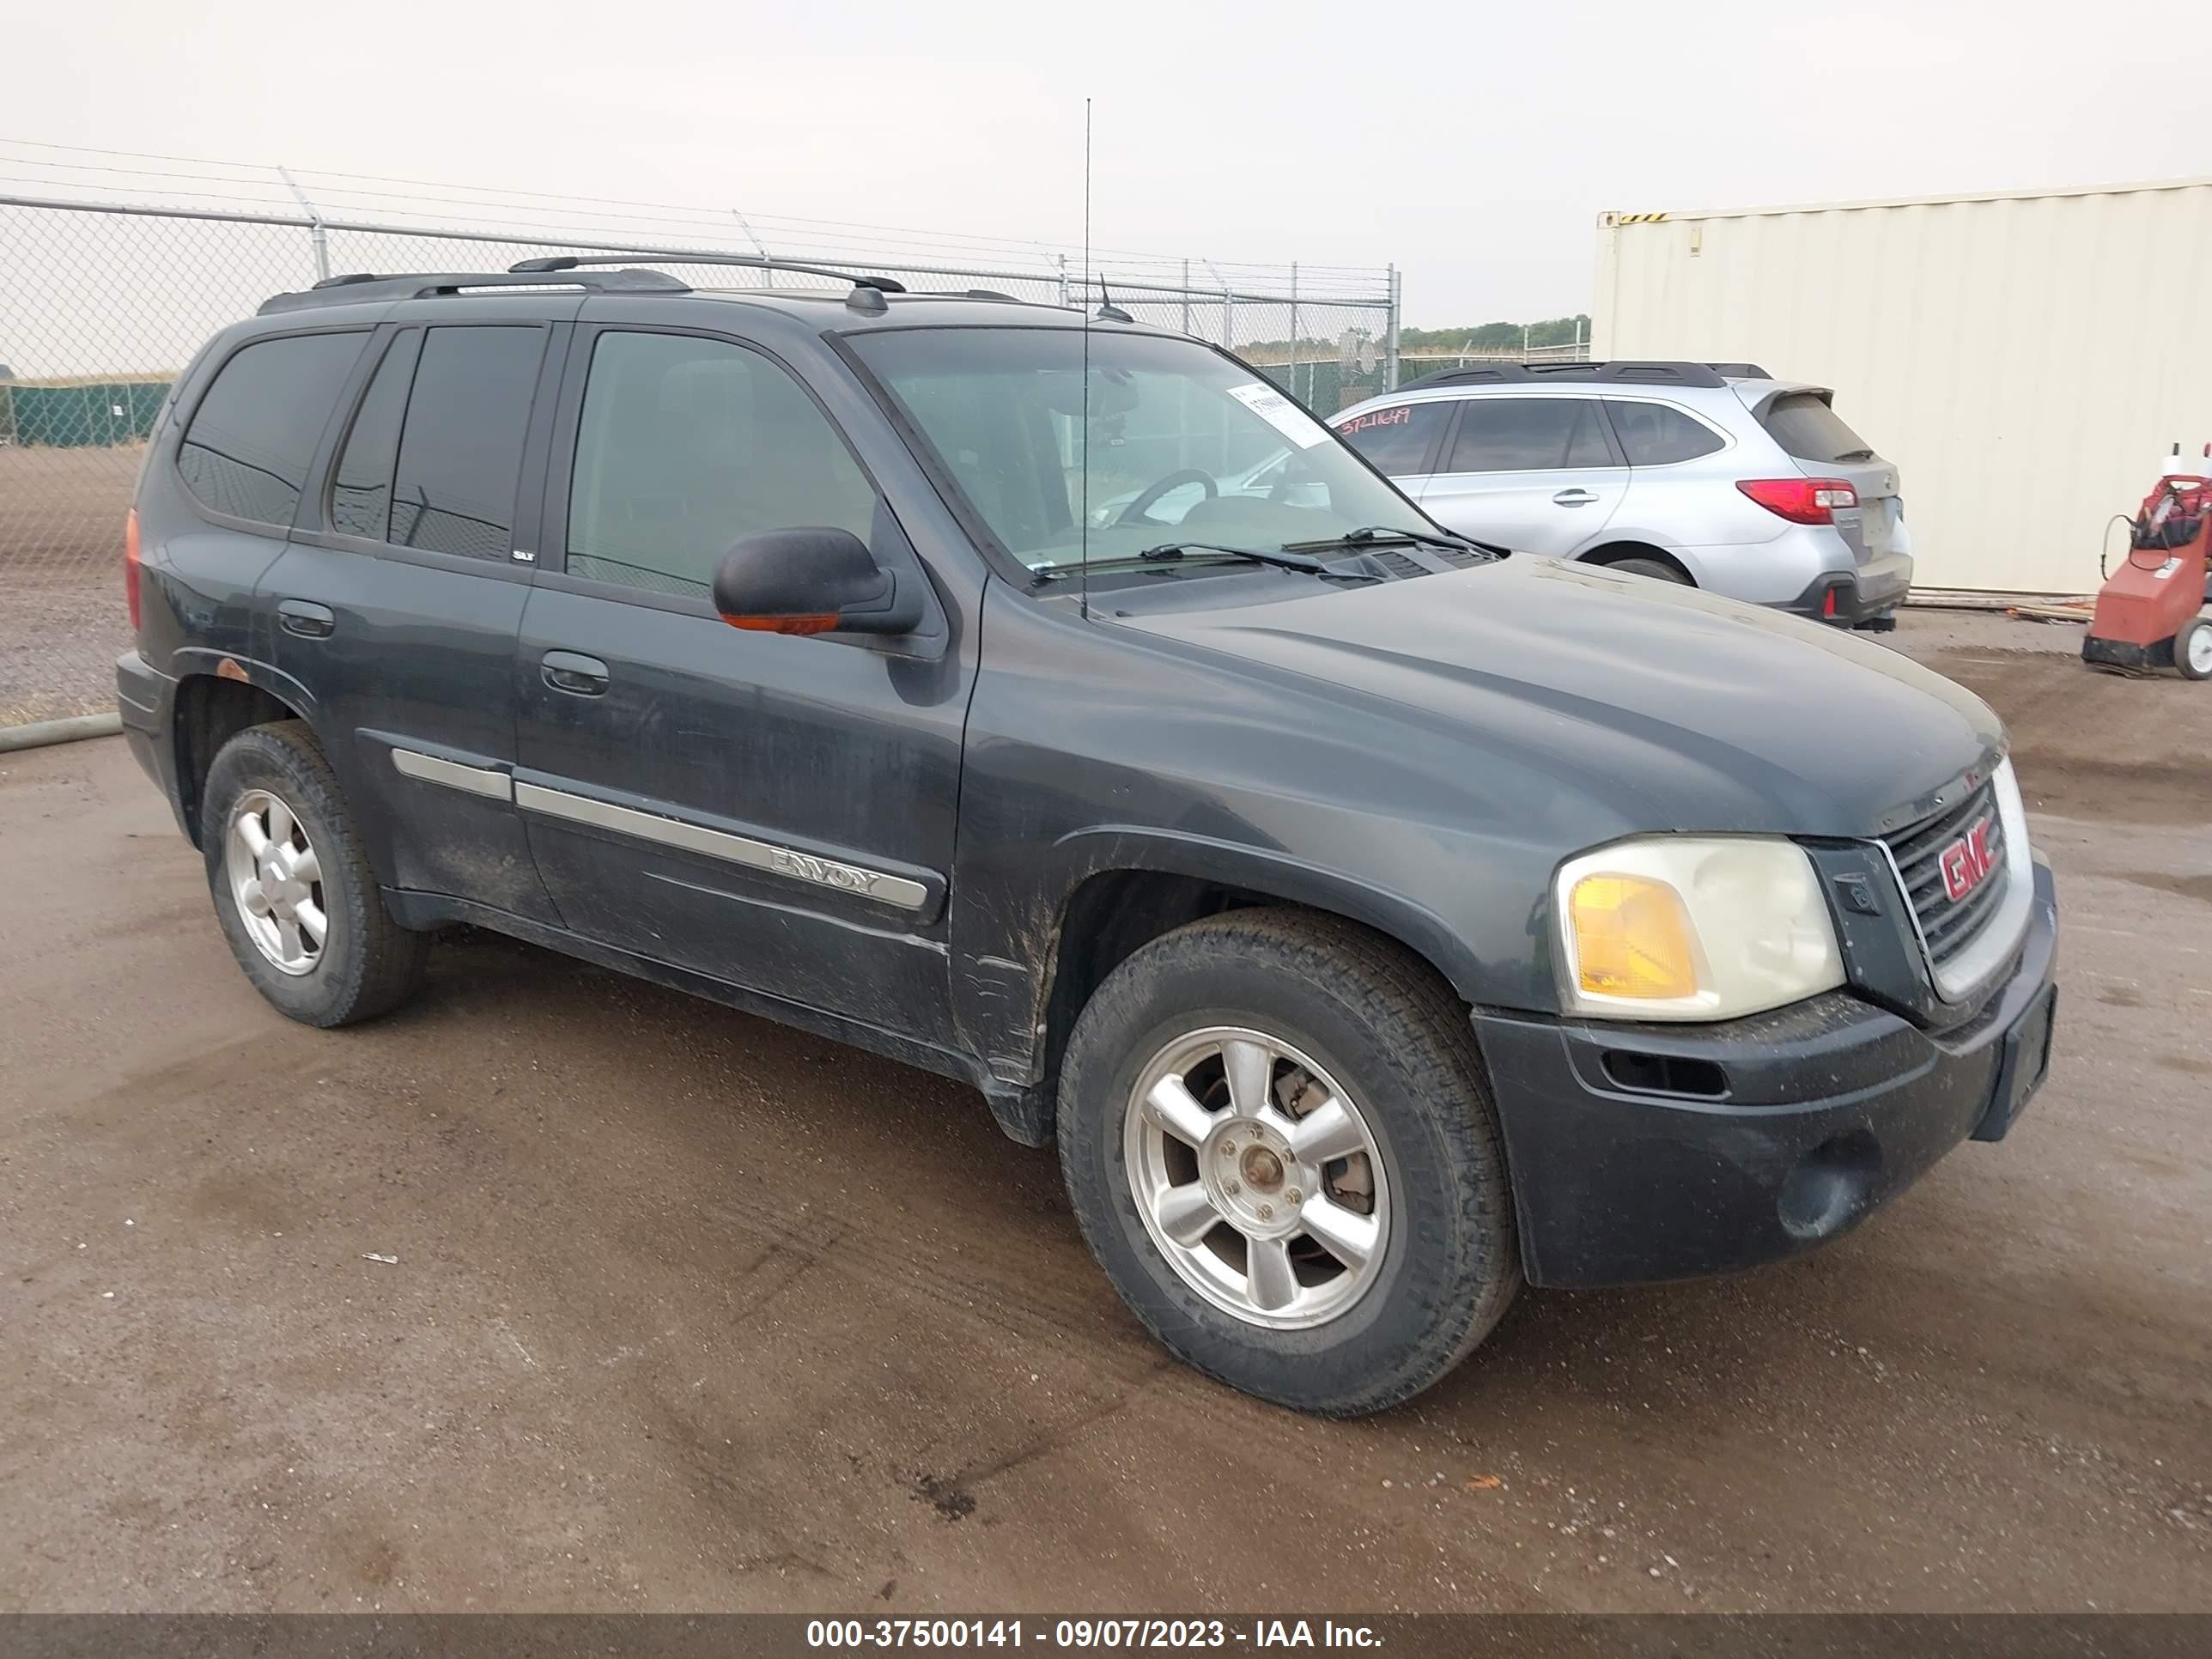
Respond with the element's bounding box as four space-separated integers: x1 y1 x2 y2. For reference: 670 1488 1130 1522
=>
712 527 923 637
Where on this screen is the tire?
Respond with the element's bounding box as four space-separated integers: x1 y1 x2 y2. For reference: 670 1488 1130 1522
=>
1057 908 1520 1416
200 720 428 1028
1600 555 1691 584
2177 615 2212 681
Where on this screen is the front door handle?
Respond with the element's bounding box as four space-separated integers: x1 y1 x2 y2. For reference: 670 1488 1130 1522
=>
542 650 610 696
1552 489 1600 507
276 599 336 639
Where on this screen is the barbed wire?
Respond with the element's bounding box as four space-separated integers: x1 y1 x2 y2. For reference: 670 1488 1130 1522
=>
0 138 1391 300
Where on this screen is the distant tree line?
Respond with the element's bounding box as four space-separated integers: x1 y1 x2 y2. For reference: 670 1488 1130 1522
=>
1399 314 1591 351
1238 314 1592 360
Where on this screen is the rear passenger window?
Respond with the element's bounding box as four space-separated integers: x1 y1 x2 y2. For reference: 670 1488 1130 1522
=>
177 332 365 526
1334 402 1448 477
1443 398 1613 473
329 331 421 540
565 331 878 599
1608 401 1724 465
387 326 547 559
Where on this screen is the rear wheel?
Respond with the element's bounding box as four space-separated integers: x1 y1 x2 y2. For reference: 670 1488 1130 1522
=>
201 720 428 1027
1601 555 1691 584
2178 615 2212 681
1057 909 1519 1416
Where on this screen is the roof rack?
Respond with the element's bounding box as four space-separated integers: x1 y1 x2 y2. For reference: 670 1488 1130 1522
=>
1400 360 1736 391
511 252 908 296
258 267 686 315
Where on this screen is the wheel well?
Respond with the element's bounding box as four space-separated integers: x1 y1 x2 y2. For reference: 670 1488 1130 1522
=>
173 675 301 845
1580 542 1693 583
1035 870 1467 1113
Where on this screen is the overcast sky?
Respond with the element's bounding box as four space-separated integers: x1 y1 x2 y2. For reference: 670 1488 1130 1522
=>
8 0 2204 326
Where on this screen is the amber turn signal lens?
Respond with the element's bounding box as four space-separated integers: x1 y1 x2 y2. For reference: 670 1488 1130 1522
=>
1568 873 1699 1000
720 612 839 635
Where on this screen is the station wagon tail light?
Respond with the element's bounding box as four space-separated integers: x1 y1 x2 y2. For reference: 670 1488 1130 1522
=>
1737 477 1856 525
1555 837 1844 1021
125 507 142 630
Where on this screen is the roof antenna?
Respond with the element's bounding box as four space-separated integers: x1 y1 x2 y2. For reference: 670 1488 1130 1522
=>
1079 96 1093 623
1096 275 1132 325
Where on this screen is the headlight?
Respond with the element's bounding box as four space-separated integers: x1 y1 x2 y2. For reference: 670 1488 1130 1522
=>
1555 836 1844 1021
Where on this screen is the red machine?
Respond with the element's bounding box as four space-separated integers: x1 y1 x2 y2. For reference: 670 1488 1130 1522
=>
2083 457 2212 680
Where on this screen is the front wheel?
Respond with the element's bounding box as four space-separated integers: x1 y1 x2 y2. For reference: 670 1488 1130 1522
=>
1057 910 1519 1416
2177 615 2212 681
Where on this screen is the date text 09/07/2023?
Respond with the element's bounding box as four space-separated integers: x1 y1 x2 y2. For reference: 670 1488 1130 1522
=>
805 1619 1382 1650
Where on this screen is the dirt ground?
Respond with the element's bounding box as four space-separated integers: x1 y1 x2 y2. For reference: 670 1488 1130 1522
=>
1 611 2207 1614
0 445 140 727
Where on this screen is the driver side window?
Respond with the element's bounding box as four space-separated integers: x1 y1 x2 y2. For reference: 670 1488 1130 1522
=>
566 331 877 599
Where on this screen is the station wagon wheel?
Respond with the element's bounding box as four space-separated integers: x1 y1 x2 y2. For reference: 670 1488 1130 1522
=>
1125 1025 1389 1329
1601 554 1691 584
224 787 327 975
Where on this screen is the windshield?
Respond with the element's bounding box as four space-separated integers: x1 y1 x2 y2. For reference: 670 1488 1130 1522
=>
848 326 1426 572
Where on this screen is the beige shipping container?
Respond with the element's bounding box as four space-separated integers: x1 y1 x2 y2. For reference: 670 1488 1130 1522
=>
1592 177 2212 597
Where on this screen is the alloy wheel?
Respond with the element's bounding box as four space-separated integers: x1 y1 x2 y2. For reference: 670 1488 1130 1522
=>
1122 1025 1389 1330
223 788 328 975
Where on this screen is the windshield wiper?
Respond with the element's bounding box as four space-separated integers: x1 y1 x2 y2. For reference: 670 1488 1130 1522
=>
1029 542 1381 585
1281 525 1501 558
1134 542 1343 575
1832 448 1876 463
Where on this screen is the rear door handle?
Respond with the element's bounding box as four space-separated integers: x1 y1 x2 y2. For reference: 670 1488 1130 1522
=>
1552 489 1600 507
541 650 610 696
276 599 336 639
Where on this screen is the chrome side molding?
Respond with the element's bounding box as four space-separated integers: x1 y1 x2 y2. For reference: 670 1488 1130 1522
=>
512 781 928 911
390 747 514 801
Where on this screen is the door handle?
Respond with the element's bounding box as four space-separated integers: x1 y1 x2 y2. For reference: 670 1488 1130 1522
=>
276 599 336 639
1552 489 1600 507
541 650 610 696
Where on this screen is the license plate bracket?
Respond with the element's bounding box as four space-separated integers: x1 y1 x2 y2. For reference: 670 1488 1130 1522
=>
1972 983 2057 1142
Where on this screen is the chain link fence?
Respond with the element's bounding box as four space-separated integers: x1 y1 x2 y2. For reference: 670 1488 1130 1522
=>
0 195 1397 731
1398 342 1592 376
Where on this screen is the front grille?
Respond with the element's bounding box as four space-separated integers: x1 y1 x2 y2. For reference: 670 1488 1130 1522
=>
1883 778 2008 969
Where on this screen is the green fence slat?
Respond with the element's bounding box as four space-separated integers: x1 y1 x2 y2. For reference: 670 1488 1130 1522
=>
1 380 173 447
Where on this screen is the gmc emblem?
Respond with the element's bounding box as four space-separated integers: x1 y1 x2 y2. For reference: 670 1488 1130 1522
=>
1940 816 1996 903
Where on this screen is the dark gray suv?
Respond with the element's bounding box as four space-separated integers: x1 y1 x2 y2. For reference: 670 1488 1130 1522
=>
117 257 2058 1416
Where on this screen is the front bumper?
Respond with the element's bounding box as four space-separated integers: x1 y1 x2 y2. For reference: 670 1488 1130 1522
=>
1474 860 2057 1289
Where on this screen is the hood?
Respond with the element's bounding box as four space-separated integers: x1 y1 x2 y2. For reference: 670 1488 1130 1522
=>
1112 556 2002 840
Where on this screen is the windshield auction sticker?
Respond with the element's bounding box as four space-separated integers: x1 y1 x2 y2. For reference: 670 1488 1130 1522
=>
1225 381 1333 448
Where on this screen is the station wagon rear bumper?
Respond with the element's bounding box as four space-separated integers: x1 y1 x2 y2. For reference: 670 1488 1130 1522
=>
1781 551 1913 627
1472 859 2057 1289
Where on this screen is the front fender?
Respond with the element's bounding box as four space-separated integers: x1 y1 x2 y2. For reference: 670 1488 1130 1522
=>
1050 825 1486 998
948 820 1516 1096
